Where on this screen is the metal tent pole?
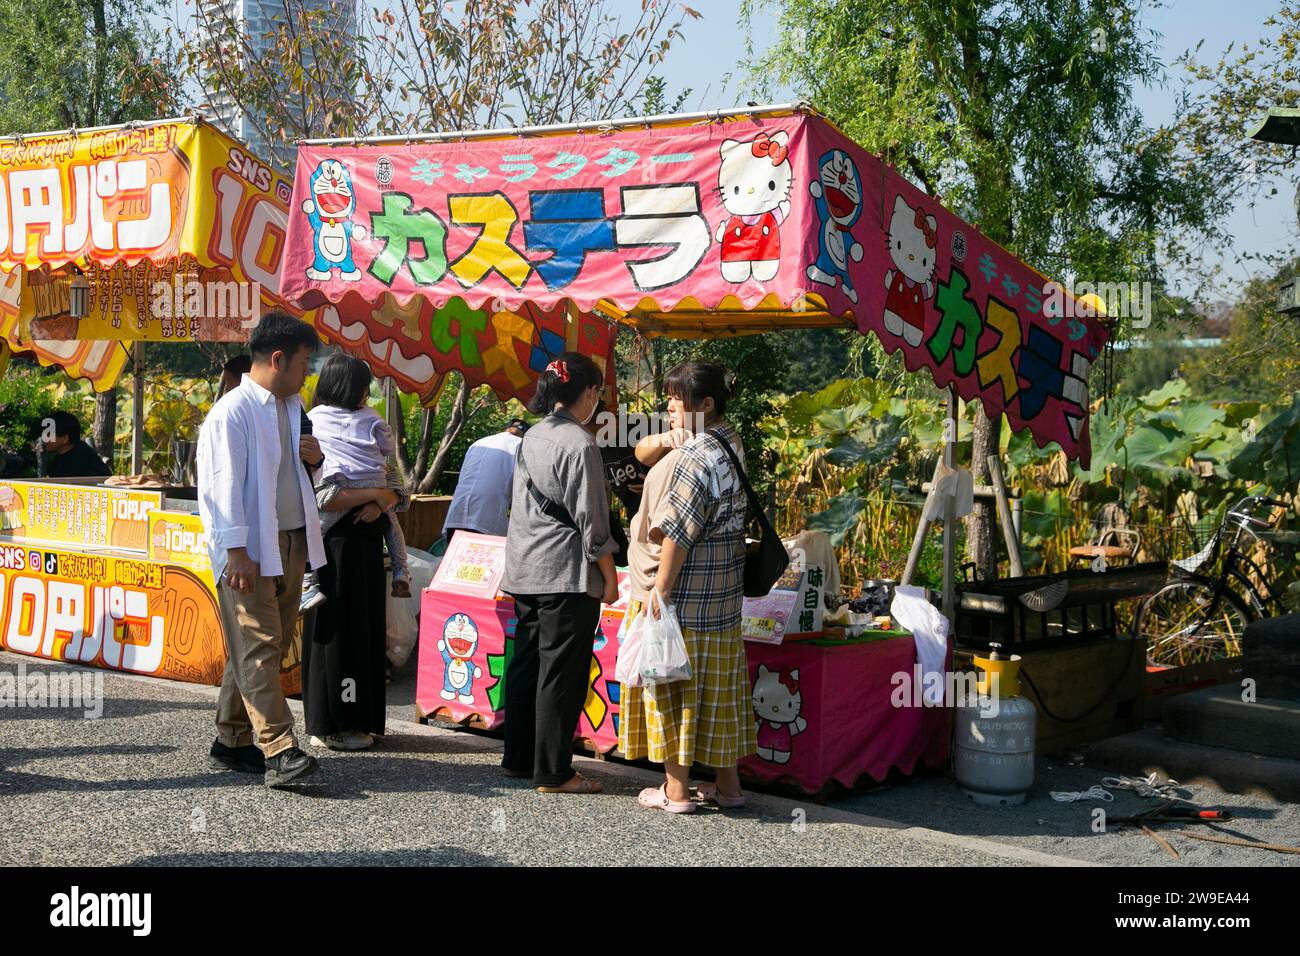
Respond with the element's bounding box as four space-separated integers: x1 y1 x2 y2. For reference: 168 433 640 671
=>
131 341 145 475
941 388 958 623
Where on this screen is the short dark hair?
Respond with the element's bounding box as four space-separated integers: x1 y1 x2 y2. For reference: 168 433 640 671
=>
248 311 319 364
222 354 252 378
526 351 604 415
49 411 81 442
664 361 735 416
313 353 373 410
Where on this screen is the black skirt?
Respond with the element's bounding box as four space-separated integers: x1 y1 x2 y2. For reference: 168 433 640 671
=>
302 508 389 737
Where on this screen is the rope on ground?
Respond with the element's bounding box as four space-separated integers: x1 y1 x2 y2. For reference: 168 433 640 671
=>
1178 832 1300 855
1050 784 1114 802
1101 773 1181 799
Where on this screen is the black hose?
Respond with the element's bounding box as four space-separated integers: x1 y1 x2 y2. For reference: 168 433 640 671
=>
1018 633 1139 724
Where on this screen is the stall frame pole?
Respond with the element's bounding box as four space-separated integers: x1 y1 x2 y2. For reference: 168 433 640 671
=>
131 341 145 475
940 388 958 623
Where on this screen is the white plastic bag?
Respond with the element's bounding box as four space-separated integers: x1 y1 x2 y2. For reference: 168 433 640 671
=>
638 590 692 684
385 586 419 669
404 547 440 609
613 602 646 688
385 546 439 670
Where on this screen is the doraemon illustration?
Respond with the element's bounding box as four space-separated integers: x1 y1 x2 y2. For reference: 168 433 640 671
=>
438 613 483 704
752 664 807 765
301 159 367 282
806 149 864 302
883 194 938 347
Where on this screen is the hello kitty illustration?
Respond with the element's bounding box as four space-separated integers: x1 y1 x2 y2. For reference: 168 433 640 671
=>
752 664 807 765
438 612 483 704
714 131 793 283
883 194 938 347
806 149 864 302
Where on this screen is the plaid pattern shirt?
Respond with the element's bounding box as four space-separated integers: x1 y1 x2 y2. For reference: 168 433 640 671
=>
653 422 747 632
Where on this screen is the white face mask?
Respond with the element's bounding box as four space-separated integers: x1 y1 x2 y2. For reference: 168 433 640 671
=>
580 392 599 425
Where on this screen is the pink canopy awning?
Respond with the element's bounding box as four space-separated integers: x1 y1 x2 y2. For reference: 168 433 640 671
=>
283 105 1107 463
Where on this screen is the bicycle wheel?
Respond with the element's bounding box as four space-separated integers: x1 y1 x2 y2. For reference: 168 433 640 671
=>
1134 578 1253 668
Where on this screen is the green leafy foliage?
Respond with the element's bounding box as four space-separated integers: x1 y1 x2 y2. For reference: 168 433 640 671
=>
0 360 85 476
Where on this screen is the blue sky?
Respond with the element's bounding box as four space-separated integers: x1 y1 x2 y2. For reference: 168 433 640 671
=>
624 0 1294 302
164 0 1290 301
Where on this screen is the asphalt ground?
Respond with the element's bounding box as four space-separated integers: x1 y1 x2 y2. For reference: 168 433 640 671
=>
2 650 1297 867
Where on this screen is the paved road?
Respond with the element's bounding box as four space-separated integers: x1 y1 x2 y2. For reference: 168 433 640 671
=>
2 651 1295 867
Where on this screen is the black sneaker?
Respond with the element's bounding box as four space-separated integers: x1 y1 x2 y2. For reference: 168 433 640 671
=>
209 739 266 774
264 747 319 788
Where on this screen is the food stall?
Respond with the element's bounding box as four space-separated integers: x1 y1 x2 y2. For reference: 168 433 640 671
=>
0 117 330 691
279 103 1108 792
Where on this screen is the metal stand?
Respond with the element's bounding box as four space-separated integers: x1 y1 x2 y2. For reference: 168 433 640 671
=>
900 390 1027 623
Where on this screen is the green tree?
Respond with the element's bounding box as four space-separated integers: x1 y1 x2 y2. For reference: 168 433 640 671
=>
743 0 1228 575
1167 3 1300 281
1183 258 1300 402
0 0 177 467
616 330 789 498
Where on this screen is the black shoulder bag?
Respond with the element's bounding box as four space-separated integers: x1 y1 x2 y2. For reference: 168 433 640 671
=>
516 442 578 531
708 430 790 597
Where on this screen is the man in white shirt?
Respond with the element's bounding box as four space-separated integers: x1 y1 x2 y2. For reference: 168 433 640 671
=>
443 419 527 539
198 312 326 788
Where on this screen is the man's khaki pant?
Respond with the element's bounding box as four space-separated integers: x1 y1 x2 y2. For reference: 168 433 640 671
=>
215 530 307 758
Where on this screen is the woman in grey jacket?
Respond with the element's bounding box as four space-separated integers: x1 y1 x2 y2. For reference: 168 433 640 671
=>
501 351 620 794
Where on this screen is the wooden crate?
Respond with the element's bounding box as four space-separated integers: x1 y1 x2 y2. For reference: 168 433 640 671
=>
397 494 453 551
1014 637 1147 754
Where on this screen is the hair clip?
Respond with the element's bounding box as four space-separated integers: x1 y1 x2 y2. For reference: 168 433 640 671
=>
545 359 570 383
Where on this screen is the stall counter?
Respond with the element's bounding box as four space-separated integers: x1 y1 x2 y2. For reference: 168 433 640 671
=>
0 477 301 692
416 533 951 793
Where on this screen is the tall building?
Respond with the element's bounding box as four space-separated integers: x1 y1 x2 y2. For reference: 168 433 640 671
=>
196 0 357 167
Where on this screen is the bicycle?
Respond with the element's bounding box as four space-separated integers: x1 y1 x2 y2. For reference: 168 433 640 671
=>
1133 496 1291 668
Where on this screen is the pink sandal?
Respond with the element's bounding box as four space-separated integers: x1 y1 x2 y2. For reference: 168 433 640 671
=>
638 784 696 814
695 782 747 808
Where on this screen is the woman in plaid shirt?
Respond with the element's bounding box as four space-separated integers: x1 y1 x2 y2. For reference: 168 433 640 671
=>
620 361 757 813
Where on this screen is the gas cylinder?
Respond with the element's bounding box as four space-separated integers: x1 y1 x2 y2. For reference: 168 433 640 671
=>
954 643 1036 806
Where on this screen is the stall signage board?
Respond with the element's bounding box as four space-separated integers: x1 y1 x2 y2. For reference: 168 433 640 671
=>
431 531 508 598
742 587 801 645
0 480 161 554
147 511 211 575
0 543 224 684
0 119 335 392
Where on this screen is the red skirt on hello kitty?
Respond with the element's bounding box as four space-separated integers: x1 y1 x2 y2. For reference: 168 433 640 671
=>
885 272 926 331
721 212 781 262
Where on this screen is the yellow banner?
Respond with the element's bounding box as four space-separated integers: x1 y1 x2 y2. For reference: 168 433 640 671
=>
0 119 316 388
147 510 210 573
0 479 162 554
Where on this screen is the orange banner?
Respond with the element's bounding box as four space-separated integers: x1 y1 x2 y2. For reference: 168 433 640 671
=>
0 118 315 390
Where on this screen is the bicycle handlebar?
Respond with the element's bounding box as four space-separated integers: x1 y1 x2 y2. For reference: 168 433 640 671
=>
1226 496 1288 531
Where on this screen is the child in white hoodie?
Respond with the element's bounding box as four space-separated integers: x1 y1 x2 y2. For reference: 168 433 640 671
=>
308 354 411 597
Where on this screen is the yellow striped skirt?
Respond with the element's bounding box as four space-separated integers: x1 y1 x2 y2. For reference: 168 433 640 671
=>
618 601 757 767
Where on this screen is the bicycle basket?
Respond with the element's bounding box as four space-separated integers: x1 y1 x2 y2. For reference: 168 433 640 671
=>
1171 529 1220 574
